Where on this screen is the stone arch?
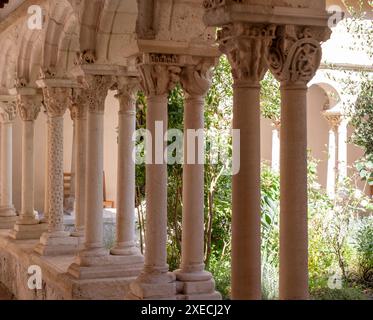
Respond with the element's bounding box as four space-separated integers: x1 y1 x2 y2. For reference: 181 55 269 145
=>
16 23 44 86
77 0 138 64
42 0 80 77
0 32 17 91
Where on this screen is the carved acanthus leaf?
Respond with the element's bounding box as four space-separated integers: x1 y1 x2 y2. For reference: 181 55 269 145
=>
42 87 72 117
75 49 96 65
114 77 140 113
217 23 276 84
69 88 88 120
0 101 17 123
17 95 42 121
80 75 114 114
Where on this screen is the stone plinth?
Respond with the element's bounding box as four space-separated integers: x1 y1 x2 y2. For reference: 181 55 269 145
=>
0 230 139 300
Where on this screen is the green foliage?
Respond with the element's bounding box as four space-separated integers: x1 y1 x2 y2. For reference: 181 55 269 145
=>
310 286 368 300
352 217 373 286
260 72 281 123
348 80 373 156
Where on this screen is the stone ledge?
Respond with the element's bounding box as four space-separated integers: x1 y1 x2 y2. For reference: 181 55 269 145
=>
0 230 137 300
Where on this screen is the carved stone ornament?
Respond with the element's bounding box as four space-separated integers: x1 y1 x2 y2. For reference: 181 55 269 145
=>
80 75 114 114
217 23 276 84
203 0 243 10
16 95 42 121
323 112 342 131
113 77 140 114
138 63 182 97
0 101 17 123
69 88 88 120
266 25 331 85
42 87 72 118
180 58 216 97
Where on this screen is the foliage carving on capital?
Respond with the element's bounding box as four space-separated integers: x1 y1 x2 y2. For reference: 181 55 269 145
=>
138 63 181 97
42 87 72 118
323 112 342 131
69 89 88 120
266 25 331 85
0 101 17 123
180 58 216 97
113 77 139 114
217 23 276 84
203 0 243 10
16 95 42 121
81 75 114 114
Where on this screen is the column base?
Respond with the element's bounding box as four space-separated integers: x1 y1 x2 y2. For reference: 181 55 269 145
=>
9 222 48 240
67 250 144 280
34 231 79 256
126 271 177 300
174 270 222 300
0 215 17 229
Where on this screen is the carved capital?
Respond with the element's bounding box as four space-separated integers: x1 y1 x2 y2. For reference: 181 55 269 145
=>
114 77 139 114
217 23 276 85
81 75 114 114
266 25 331 86
181 58 216 97
323 112 342 131
16 95 42 121
137 54 182 97
42 87 72 118
0 100 17 123
69 89 88 120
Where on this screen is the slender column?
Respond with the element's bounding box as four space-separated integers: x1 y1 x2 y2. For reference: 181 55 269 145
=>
42 107 50 222
34 86 78 256
69 89 87 238
218 23 276 300
128 61 181 300
338 118 348 183
175 61 220 299
271 122 280 173
79 76 111 258
10 95 48 239
64 111 76 214
0 100 17 229
266 24 331 300
111 79 142 256
323 113 341 198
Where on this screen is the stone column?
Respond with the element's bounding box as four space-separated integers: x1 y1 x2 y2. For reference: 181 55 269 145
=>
34 86 78 256
42 107 50 223
64 109 76 214
271 121 281 173
128 59 181 300
10 94 48 239
323 112 341 198
174 61 220 299
338 118 348 183
110 78 142 260
266 25 331 300
218 23 275 300
0 100 17 229
69 89 87 238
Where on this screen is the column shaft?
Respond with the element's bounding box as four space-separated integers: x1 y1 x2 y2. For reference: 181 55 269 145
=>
279 85 309 300
231 84 261 300
111 95 138 255
47 116 66 234
327 128 336 198
83 111 105 252
72 115 87 237
181 96 205 272
43 116 50 221
19 120 37 222
338 120 348 183
144 95 168 271
0 122 14 212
